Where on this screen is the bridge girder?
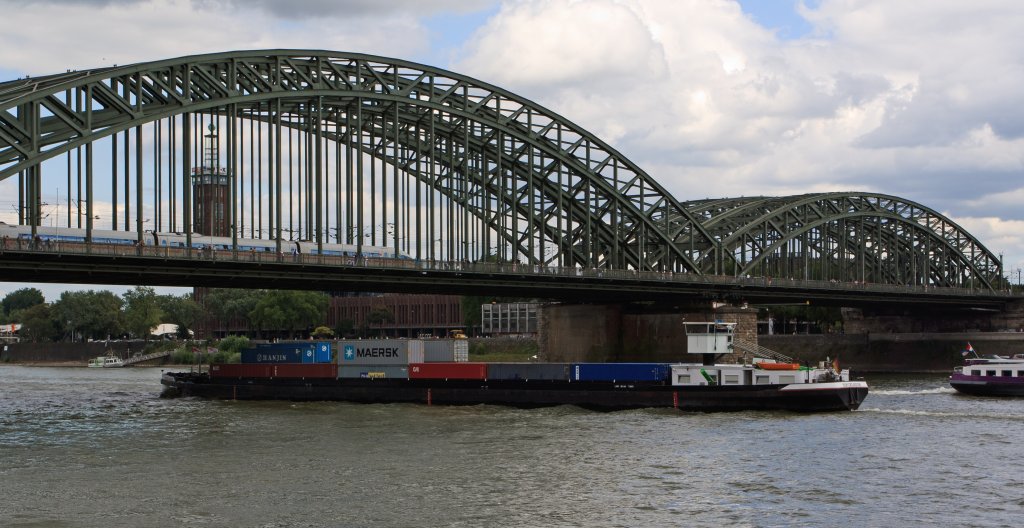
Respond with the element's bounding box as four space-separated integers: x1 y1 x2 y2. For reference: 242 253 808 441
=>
0 50 1004 291
0 50 716 272
679 193 1001 290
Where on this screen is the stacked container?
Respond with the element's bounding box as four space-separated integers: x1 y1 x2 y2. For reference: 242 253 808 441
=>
335 339 469 379
407 339 469 363
242 341 333 364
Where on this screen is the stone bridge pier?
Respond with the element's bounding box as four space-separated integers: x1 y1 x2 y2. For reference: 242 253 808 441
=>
537 303 757 363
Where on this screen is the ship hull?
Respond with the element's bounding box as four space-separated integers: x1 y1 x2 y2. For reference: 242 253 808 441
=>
161 373 867 412
950 374 1024 397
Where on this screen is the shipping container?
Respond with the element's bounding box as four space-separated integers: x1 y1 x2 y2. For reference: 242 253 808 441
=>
209 363 337 378
570 363 671 382
241 349 304 364
486 363 571 381
408 339 469 363
336 339 409 365
209 363 273 378
408 362 487 380
338 365 409 379
315 342 332 363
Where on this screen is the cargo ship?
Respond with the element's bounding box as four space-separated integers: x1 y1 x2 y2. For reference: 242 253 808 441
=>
161 323 868 412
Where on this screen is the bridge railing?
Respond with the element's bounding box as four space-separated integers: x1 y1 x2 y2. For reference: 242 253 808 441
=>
0 237 1012 298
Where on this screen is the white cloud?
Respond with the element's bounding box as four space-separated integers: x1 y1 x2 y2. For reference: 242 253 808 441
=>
0 0 438 75
453 0 1024 266
2 0 1023 279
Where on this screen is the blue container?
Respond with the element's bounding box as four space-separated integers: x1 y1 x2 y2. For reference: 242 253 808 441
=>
315 342 332 363
241 349 304 364
570 363 670 382
301 348 315 363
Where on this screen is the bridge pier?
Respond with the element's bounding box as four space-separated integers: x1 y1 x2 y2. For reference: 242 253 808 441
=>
537 303 757 363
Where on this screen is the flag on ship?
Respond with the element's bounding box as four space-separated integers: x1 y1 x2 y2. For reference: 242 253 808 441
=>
962 342 976 357
832 356 840 373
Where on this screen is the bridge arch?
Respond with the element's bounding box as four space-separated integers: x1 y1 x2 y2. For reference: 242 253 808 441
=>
682 193 1001 290
0 50 1003 291
0 49 716 272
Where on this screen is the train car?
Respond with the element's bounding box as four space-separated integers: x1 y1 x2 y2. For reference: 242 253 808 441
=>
0 222 154 246
153 233 294 254
296 240 406 259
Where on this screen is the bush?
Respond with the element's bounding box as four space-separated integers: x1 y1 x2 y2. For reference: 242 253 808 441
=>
217 335 251 355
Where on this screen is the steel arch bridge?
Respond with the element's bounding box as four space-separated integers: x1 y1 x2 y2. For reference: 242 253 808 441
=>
0 50 1005 294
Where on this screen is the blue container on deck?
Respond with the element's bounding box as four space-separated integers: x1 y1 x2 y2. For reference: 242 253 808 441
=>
241 349 304 364
301 348 315 363
315 342 332 363
570 363 671 382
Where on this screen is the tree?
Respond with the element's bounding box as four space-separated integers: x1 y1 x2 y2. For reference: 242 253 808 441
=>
19 303 59 342
366 306 394 337
2 287 45 317
158 294 202 338
122 287 163 340
202 288 264 327
311 326 335 339
249 290 327 338
52 290 123 341
334 318 355 338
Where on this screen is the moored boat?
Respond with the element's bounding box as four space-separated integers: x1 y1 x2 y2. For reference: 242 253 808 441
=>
87 354 124 368
160 323 868 412
949 343 1024 396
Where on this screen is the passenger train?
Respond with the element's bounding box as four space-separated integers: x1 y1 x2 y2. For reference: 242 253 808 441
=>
0 222 402 258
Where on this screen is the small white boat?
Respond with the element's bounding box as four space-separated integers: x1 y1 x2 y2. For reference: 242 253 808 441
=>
87 354 124 368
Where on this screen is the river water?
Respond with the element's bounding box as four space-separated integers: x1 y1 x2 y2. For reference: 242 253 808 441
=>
1 366 1021 528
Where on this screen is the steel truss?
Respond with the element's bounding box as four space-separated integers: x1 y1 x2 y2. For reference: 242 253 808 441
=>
680 193 1002 290
0 50 1003 290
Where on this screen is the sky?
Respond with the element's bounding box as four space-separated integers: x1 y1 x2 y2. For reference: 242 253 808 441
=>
1 0 1022 301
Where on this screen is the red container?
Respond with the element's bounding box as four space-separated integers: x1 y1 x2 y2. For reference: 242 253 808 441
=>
210 363 272 378
209 363 337 379
408 362 487 380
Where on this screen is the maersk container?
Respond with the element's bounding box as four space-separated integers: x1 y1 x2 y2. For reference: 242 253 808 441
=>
570 363 671 382
336 339 408 365
338 365 409 379
408 362 487 380
486 363 571 381
408 339 469 363
241 349 304 364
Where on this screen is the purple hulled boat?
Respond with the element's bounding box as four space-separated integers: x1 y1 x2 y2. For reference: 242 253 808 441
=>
949 343 1024 397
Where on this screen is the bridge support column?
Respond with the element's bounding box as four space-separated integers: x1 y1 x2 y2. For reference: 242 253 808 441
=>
538 303 757 363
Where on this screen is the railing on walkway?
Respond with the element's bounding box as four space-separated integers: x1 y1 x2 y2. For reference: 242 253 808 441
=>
732 338 795 363
121 349 171 366
0 237 1012 299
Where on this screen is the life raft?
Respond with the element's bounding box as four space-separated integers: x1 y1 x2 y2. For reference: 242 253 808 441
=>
754 362 801 370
